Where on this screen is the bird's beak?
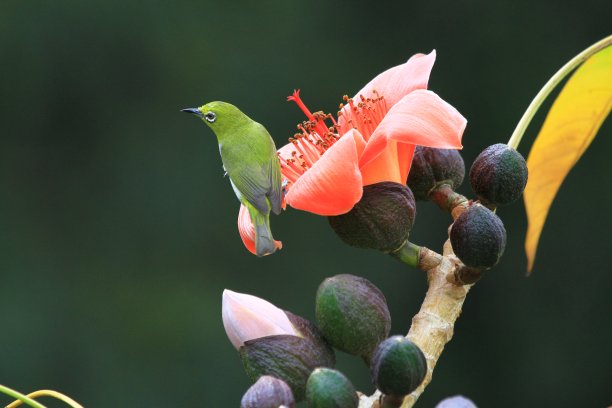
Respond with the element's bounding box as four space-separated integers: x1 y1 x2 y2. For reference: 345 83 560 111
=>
181 108 203 117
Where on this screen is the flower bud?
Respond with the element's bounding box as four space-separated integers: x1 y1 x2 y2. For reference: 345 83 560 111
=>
222 290 335 401
315 274 391 362
450 204 507 269
306 368 358 408
222 289 299 349
328 182 416 252
470 143 528 207
435 395 478 408
407 146 465 200
370 336 427 398
240 376 295 408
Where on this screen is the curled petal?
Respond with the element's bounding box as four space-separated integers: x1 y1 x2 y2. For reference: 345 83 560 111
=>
285 130 364 216
339 51 437 133
360 90 466 169
238 205 282 256
354 50 437 106
222 289 298 350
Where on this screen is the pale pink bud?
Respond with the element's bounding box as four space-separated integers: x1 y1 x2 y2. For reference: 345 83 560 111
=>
222 289 299 349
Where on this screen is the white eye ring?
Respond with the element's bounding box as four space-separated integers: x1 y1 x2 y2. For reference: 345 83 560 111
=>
205 111 216 123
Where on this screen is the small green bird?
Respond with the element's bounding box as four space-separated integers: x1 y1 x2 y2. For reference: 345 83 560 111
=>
182 102 283 256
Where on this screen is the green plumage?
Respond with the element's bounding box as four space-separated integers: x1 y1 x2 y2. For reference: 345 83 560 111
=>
183 101 282 256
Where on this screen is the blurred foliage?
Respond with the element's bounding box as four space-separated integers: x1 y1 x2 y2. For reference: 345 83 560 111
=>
0 0 610 407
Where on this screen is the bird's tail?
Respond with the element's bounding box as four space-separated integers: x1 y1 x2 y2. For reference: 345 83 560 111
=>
238 203 282 257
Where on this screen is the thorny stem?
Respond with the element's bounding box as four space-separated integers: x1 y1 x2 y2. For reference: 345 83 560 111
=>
360 201 471 408
506 35 612 150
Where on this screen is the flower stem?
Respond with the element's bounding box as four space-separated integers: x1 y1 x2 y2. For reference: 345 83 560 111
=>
0 385 46 408
507 35 612 150
390 241 442 271
390 241 421 267
429 184 468 214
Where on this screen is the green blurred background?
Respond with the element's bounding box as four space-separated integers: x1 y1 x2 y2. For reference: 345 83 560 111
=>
1 1 610 407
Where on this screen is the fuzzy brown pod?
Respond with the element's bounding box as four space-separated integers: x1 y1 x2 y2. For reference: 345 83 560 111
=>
328 182 416 252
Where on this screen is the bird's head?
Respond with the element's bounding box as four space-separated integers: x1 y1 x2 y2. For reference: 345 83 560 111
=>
181 101 249 135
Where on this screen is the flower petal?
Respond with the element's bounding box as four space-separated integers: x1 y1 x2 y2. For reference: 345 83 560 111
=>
359 142 418 186
285 130 364 215
360 140 403 185
238 205 282 256
222 289 299 350
354 50 437 106
397 143 417 184
238 205 257 255
338 51 437 136
359 90 466 169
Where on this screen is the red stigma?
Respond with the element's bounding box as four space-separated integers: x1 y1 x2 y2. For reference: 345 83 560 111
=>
287 89 315 122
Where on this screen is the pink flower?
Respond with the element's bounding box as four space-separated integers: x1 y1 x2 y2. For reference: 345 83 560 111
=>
222 289 298 349
278 50 466 216
237 50 466 253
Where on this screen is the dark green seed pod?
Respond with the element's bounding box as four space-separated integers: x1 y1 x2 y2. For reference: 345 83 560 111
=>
450 204 507 269
241 376 295 408
370 336 427 397
328 182 416 252
240 312 335 401
470 143 528 206
306 368 359 408
407 146 465 200
315 274 391 363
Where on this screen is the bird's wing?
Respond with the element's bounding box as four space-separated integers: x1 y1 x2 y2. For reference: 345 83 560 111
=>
267 157 283 215
231 167 272 215
224 122 283 216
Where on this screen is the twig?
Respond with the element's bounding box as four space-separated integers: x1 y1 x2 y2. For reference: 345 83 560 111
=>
360 200 472 407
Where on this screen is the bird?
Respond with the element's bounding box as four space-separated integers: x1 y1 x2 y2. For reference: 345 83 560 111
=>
182 102 283 256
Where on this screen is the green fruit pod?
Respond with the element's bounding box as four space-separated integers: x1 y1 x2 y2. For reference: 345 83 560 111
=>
407 146 465 200
328 182 416 252
240 376 295 408
470 143 528 206
315 274 391 362
370 336 427 397
306 368 358 408
450 204 507 269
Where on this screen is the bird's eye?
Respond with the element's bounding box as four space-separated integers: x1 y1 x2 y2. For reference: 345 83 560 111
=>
205 111 216 123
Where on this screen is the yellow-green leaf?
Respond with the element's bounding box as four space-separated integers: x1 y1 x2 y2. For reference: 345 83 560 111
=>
524 44 612 273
